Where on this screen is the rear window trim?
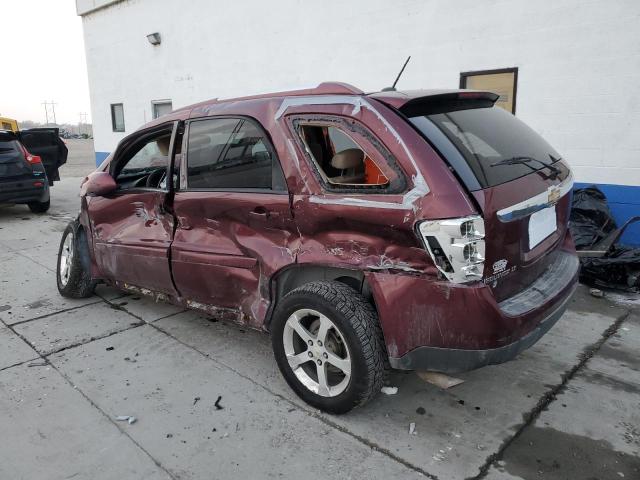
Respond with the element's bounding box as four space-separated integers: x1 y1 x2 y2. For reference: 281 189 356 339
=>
408 116 482 192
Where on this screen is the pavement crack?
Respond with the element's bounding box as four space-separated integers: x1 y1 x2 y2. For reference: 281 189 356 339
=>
7 299 104 327
7 247 56 273
148 321 438 479
43 321 145 357
47 358 180 480
0 356 42 372
1 313 178 480
468 308 633 480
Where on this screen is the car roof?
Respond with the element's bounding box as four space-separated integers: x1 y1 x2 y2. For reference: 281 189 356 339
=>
140 82 497 130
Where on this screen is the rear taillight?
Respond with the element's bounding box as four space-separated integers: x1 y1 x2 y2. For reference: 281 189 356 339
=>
418 216 485 283
18 143 42 164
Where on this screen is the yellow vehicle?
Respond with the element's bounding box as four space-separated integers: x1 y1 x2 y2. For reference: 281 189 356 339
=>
0 116 19 132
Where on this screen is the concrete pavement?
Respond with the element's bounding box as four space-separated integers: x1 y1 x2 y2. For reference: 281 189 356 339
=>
0 176 638 479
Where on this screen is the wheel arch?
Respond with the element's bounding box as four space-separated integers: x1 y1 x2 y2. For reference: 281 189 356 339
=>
263 265 375 331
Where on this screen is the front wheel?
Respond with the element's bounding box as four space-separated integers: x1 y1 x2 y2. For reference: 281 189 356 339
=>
271 281 386 414
57 221 96 298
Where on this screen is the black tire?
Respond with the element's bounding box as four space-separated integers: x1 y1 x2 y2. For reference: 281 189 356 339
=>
56 221 97 298
271 281 386 414
28 200 50 213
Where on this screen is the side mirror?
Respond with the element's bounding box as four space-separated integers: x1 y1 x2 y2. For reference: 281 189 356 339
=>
80 171 117 197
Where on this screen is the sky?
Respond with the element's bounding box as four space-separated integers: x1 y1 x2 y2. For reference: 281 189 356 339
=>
1 0 91 124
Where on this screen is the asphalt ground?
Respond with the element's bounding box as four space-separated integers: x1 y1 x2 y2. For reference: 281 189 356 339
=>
0 140 638 479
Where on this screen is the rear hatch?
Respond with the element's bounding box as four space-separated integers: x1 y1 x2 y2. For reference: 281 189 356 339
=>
18 128 67 183
395 93 573 301
0 131 33 180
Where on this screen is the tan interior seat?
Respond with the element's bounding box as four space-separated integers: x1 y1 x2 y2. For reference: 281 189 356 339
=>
329 148 366 184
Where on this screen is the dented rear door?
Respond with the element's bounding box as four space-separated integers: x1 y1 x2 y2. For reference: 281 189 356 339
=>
170 116 294 325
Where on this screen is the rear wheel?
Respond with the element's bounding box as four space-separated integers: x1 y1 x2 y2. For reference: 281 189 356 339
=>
271 281 386 414
57 221 96 298
28 200 50 213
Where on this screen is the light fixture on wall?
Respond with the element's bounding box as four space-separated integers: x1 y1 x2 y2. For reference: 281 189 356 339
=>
146 32 161 46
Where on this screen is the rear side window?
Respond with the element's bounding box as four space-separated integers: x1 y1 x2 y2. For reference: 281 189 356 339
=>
300 125 389 187
186 117 285 191
409 106 562 189
290 116 406 193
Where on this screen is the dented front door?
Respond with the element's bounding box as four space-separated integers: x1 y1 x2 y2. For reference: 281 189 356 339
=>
86 122 179 296
87 191 177 296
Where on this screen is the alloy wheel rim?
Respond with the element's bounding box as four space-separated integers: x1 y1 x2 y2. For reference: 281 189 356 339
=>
283 308 351 397
59 232 74 287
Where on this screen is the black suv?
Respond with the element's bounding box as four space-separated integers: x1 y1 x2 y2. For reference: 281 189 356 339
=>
0 128 67 213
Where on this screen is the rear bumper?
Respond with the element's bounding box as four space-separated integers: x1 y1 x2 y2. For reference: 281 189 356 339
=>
367 246 580 373
0 178 49 204
388 282 576 372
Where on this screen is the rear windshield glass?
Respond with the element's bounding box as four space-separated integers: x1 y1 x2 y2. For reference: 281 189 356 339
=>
0 138 20 154
409 106 561 189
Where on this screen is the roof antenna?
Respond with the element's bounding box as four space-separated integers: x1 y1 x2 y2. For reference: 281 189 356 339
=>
382 56 411 92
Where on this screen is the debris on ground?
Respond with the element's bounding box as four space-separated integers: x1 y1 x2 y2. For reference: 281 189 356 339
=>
409 422 417 435
381 386 398 395
193 396 200 406
27 361 47 367
115 415 137 424
123 356 137 363
590 288 605 298
105 346 114 351
417 371 465 389
214 396 223 410
570 187 640 291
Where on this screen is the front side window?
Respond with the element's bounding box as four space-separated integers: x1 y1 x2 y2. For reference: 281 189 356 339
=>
186 117 285 191
113 131 172 189
111 103 125 132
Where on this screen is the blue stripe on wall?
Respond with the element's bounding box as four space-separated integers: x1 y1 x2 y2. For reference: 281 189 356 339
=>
95 151 110 166
574 182 640 246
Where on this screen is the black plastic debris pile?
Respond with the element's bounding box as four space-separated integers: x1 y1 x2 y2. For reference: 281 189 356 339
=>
569 187 640 291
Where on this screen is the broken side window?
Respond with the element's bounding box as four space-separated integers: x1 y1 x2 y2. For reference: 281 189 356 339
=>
291 116 405 193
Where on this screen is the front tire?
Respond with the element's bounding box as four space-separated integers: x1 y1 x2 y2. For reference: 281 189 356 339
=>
271 281 386 414
57 221 96 298
28 200 50 213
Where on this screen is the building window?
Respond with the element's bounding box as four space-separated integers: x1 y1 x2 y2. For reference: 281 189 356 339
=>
152 100 173 119
460 67 518 114
111 103 125 132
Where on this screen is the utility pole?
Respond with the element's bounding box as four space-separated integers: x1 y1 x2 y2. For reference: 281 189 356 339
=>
42 100 58 125
78 112 88 135
50 100 57 125
42 101 50 124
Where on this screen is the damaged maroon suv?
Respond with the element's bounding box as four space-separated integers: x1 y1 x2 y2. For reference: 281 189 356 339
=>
57 83 578 413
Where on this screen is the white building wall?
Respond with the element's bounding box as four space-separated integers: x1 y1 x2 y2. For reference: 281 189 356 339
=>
79 0 640 187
